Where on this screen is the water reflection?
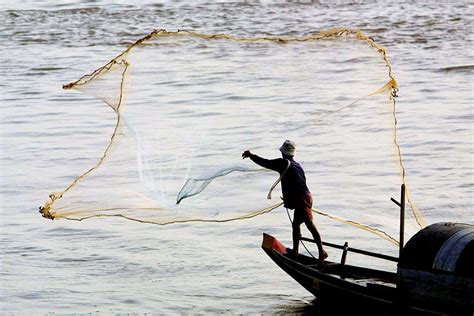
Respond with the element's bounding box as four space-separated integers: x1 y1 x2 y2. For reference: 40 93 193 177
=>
273 298 320 315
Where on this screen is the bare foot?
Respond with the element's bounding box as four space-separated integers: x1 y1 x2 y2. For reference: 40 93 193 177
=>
319 250 328 262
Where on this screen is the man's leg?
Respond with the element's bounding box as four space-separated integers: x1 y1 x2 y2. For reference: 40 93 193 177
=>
292 220 301 255
305 220 327 261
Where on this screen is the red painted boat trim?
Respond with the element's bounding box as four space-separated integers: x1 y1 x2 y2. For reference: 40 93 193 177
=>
262 233 288 254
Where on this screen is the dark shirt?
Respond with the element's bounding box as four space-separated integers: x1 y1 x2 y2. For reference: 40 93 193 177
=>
249 154 310 209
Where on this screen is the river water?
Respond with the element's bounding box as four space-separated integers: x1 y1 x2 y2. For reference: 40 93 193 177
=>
1 1 472 314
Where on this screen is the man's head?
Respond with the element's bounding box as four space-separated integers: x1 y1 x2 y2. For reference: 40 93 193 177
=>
279 140 296 158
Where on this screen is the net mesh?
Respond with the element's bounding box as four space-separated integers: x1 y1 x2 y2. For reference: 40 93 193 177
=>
40 28 426 245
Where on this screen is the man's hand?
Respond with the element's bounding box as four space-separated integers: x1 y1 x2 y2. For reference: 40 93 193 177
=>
242 150 252 159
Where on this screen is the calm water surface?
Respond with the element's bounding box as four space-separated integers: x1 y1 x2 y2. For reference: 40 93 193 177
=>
0 1 472 314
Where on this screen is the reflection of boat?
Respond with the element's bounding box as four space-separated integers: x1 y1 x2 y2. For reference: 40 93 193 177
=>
261 185 474 315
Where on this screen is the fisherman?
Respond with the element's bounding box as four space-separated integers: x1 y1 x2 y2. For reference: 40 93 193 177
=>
242 140 327 261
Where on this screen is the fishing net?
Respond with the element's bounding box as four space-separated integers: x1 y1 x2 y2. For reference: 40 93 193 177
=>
40 29 426 244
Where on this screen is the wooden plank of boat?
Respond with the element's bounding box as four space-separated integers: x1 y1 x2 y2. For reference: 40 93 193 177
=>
262 234 397 301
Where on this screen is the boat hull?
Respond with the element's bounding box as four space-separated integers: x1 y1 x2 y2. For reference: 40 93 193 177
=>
261 233 464 315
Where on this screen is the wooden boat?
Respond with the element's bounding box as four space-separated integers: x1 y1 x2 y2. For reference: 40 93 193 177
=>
262 185 474 315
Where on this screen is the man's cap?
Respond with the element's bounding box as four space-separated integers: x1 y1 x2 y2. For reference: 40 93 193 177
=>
279 140 296 156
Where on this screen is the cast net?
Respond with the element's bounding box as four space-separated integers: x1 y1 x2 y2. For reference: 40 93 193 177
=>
40 29 426 245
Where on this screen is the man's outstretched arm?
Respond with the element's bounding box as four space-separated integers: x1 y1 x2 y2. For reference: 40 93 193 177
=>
242 150 285 173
